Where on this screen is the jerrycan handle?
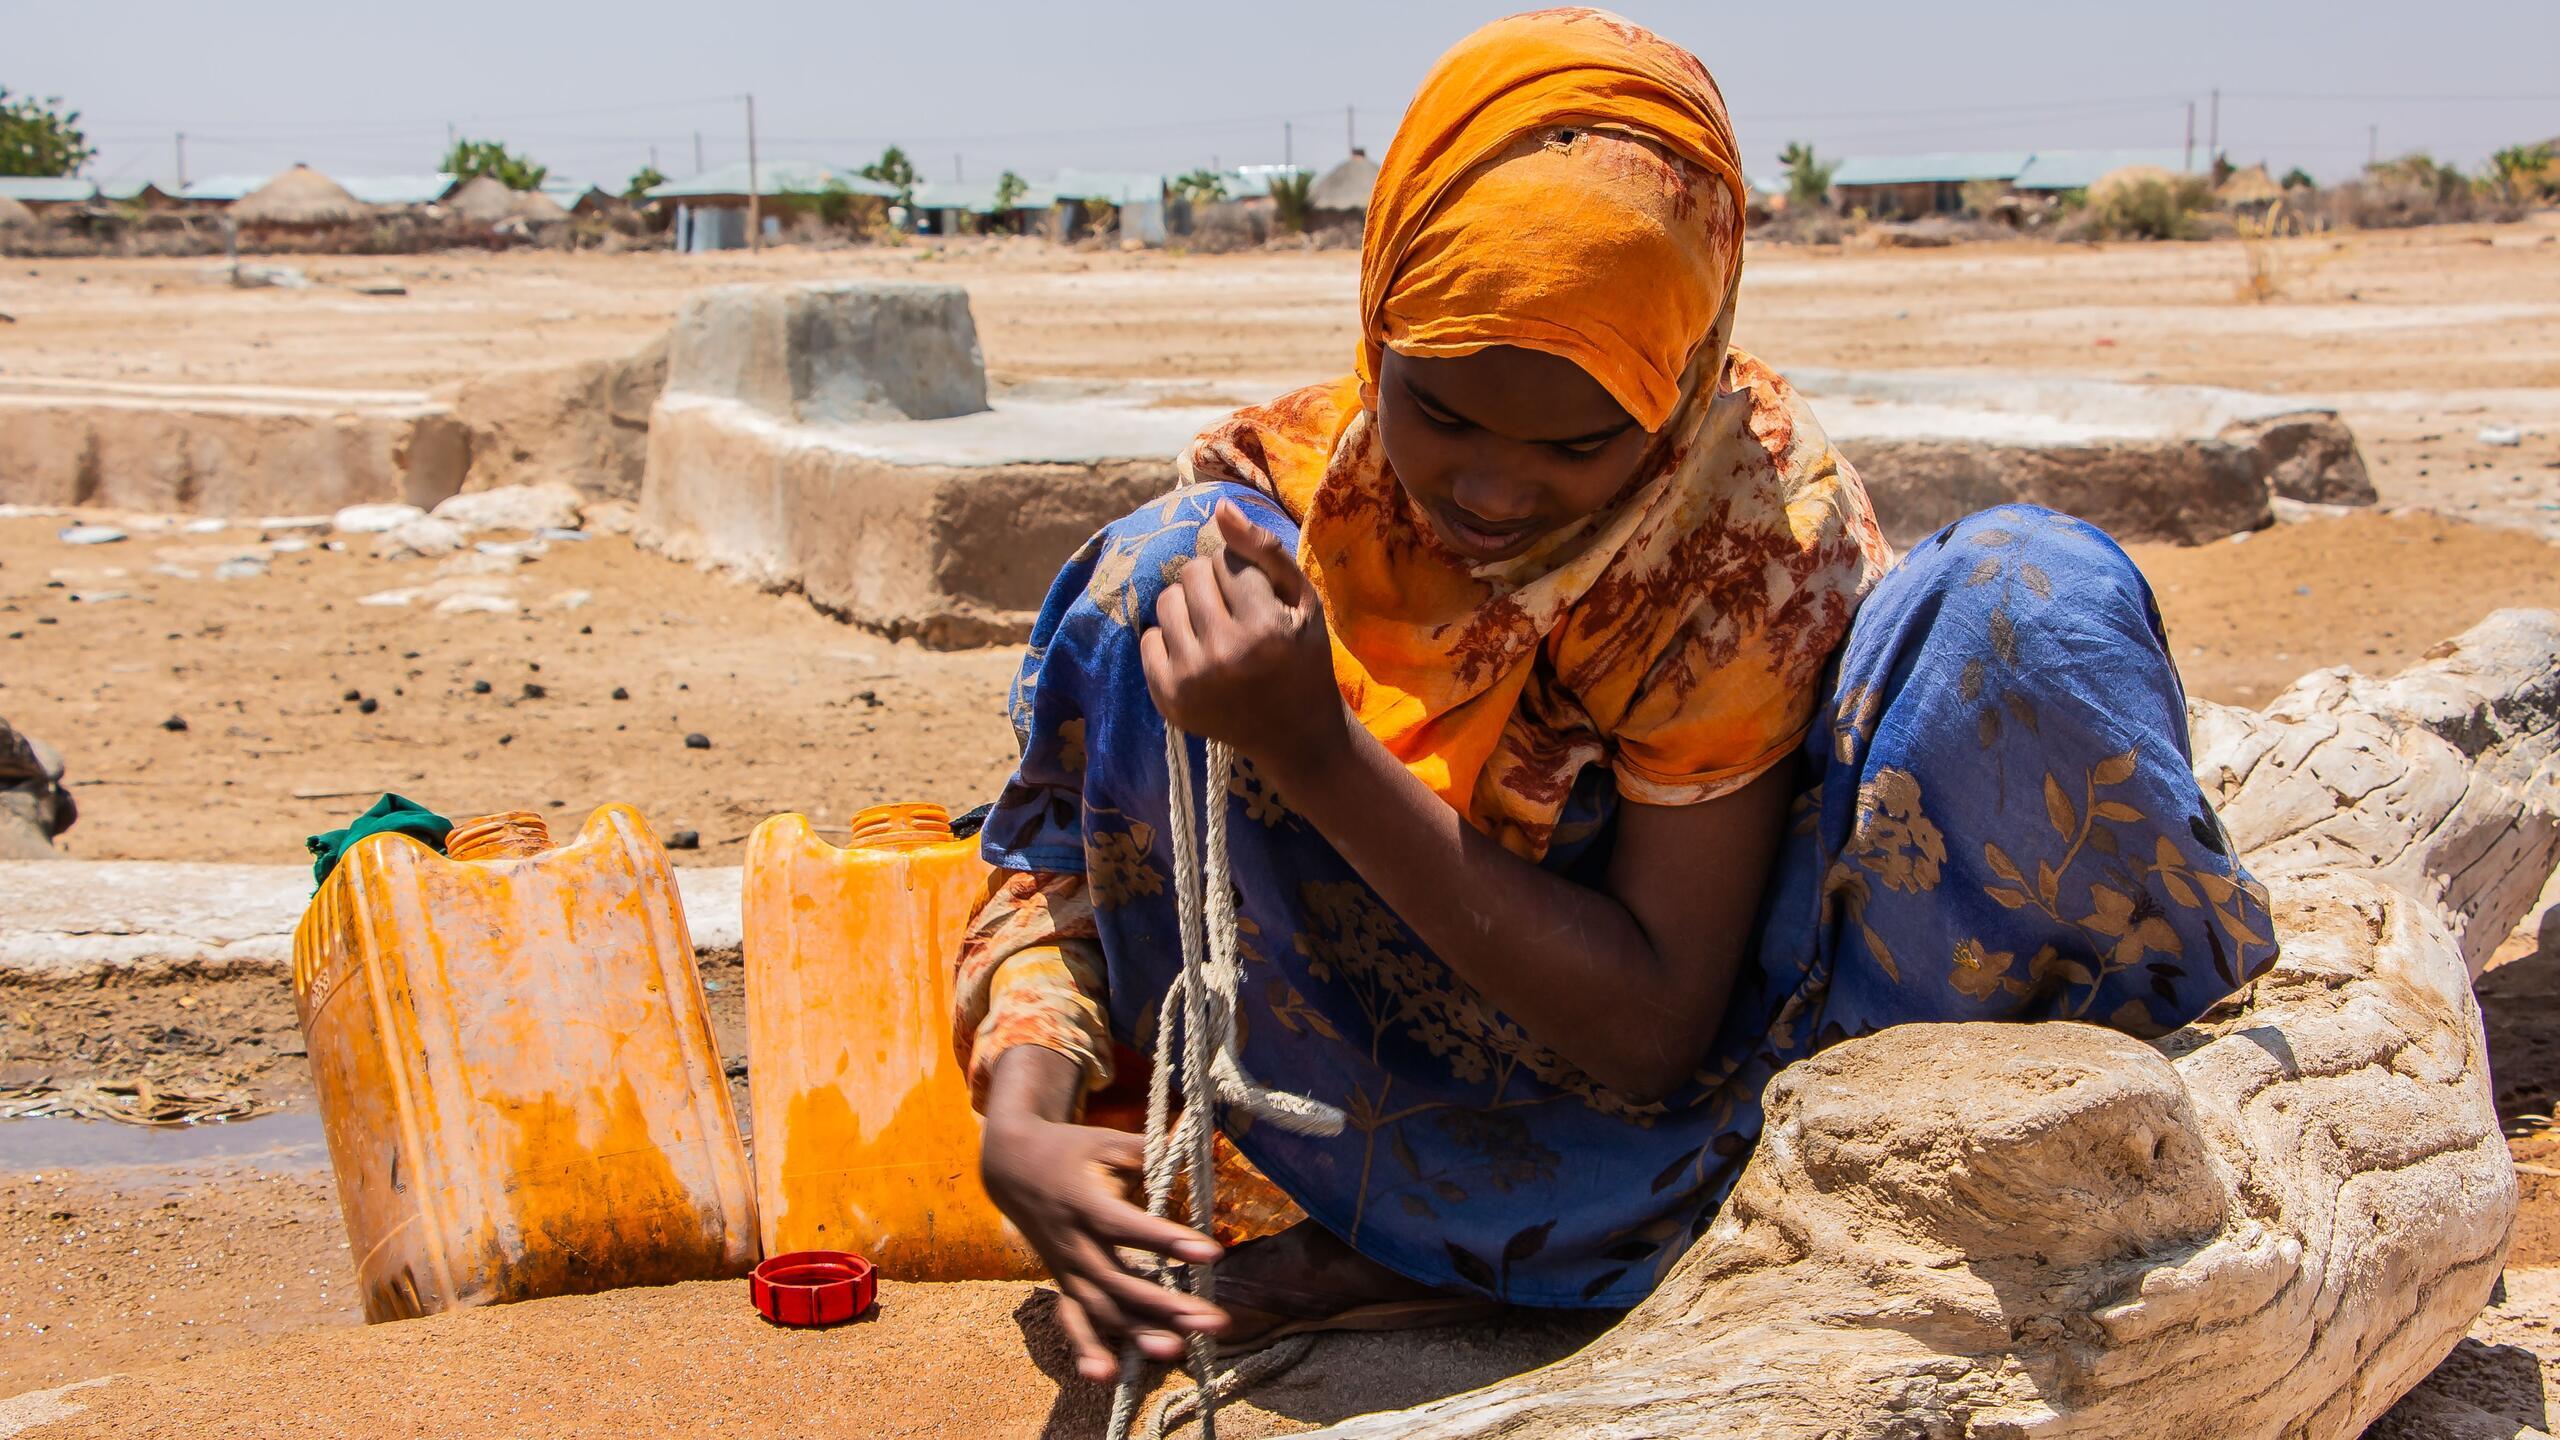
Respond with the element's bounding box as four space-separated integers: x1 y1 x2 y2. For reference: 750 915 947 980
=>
846 803 957 850
447 811 555 862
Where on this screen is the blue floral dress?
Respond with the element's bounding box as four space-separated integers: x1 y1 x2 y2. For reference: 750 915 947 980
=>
977 485 2277 1307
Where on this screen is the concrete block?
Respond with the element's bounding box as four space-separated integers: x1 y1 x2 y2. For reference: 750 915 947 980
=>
664 281 989 425
0 378 469 516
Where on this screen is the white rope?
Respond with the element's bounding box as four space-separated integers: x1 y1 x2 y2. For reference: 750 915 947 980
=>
1107 724 1346 1440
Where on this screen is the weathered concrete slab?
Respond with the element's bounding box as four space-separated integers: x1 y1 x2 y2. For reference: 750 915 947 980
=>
638 283 1217 647
0 378 470 516
1795 368 2375 545
443 335 667 504
0 861 744 984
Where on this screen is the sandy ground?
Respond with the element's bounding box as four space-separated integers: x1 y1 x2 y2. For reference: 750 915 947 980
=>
4 221 2560 1427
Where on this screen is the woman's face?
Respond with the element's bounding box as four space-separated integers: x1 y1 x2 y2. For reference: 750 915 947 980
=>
1375 345 1654 564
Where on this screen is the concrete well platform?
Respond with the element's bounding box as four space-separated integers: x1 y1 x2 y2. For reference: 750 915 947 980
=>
0 377 469 516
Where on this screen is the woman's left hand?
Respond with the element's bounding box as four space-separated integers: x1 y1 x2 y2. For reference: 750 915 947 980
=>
1141 501 1349 774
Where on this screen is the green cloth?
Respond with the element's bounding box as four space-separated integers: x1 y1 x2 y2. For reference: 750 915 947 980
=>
306 793 452 887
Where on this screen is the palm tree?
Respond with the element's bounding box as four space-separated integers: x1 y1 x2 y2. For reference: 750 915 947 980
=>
1779 141 1836 208
1269 169 1315 234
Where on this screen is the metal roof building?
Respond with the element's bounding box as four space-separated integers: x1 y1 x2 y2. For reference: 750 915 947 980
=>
341 173 460 206
181 174 271 204
2011 149 2193 191
0 177 97 206
912 178 1058 214
1830 152 2034 188
645 160 898 202
1049 169 1167 204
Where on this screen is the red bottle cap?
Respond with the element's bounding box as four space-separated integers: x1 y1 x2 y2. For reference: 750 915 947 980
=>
750 1250 877 1327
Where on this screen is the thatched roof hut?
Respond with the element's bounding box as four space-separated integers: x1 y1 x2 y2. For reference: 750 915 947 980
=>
2215 163 2284 207
1310 149 1379 214
0 193 34 229
232 165 373 226
446 174 570 225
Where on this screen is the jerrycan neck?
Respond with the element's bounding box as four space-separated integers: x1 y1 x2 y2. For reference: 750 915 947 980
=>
847 802 956 850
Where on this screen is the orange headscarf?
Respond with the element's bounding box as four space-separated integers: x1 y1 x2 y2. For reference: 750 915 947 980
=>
1180 8 1891 859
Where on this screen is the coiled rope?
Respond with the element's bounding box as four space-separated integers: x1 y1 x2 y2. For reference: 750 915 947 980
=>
1106 725 1346 1440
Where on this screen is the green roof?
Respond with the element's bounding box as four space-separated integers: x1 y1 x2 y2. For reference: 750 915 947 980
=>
912 178 1057 213
645 160 898 201
1831 152 2032 187
182 173 271 203
2011 149 2193 191
0 177 95 204
1050 169 1165 203
341 174 459 206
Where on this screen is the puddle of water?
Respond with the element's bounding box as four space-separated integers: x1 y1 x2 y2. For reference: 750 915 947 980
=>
0 1109 329 1171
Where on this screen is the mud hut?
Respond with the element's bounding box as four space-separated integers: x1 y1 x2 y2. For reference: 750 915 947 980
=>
447 174 570 226
1310 148 1379 222
0 193 34 230
232 165 373 227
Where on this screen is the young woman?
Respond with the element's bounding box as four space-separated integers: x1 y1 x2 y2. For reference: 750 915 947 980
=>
956 8 2277 1383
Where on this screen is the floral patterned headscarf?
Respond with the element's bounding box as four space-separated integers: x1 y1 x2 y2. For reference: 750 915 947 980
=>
1181 8 1889 858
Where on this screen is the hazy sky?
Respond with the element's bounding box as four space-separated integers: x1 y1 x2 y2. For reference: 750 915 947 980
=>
17 1 2558 190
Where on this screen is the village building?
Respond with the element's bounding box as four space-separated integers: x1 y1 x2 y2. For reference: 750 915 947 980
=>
230 165 374 229
1829 151 2033 219
340 174 460 208
445 174 571 227
646 160 897 252
910 178 1056 237
0 193 33 231
93 179 179 210
178 174 269 209
1308 148 1379 224
1049 169 1169 244
0 176 98 218
2009 148 2192 198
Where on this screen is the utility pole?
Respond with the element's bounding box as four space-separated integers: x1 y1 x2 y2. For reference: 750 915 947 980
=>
2207 88 2220 167
745 93 761 253
446 121 456 152
955 152 963 182
2183 102 2194 174
694 131 704 173
2368 123 2379 167
175 132 187 191
650 144 659 172
1285 120 1293 167
1346 105 1356 155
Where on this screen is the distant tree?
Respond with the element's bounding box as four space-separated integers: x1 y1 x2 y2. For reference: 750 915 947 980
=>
625 164 667 199
1778 140 1836 208
2281 166 2318 191
2210 152 2236 187
0 88 93 177
859 145 918 206
1269 168 1315 233
993 170 1030 211
1172 168 1228 205
2367 152 2468 204
2486 142 2555 203
442 137 548 191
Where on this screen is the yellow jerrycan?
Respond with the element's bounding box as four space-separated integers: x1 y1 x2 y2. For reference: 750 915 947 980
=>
744 802 1044 1278
293 804 758 1322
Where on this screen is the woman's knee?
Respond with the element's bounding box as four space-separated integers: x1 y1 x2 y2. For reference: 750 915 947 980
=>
1061 482 1297 636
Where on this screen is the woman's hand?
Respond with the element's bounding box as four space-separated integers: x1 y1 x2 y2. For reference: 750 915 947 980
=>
1141 502 1350 775
979 1047 1228 1381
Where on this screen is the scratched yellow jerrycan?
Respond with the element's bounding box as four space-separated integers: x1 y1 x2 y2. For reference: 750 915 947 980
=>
293 805 759 1322
744 802 1043 1278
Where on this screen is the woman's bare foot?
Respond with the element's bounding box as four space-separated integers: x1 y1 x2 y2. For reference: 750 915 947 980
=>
1211 1220 1491 1349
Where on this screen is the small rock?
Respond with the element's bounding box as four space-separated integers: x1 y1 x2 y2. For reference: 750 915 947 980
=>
332 503 427 535
684 732 711 750
546 589 593 611
356 588 423 608
668 828 702 851
431 485 585 535
375 516 470 561
213 556 270 581
522 683 547 700
472 679 492 694
57 525 126 546
227 262 311 290
536 527 591 543
432 593 519 617
68 590 134 604
350 279 407 296
181 518 228 535
474 539 548 560
342 688 362 702
257 515 332 535
611 687 630 701
160 715 188 732
357 697 379 715
2479 424 2524 448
